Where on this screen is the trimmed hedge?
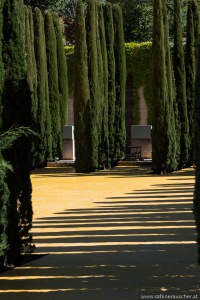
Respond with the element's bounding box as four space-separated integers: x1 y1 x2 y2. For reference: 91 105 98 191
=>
125 42 152 125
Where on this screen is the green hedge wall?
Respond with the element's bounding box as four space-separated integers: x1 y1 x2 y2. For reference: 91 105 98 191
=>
65 42 152 125
125 42 152 124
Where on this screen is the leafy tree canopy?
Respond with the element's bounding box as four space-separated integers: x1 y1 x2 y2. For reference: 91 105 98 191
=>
24 0 200 42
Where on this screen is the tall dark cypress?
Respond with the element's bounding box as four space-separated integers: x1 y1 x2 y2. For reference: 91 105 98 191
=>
53 13 68 129
162 0 178 172
173 0 190 168
86 0 99 171
33 7 52 166
0 0 4 129
44 12 62 159
104 2 116 166
193 0 200 265
2 0 33 265
73 0 91 173
97 2 109 168
186 0 200 166
25 5 38 168
112 4 126 161
194 38 200 265
152 0 168 173
0 0 9 268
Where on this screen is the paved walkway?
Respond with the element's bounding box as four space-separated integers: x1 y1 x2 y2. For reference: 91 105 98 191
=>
0 166 199 300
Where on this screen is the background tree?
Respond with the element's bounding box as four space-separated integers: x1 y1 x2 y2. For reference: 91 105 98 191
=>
73 0 91 172
25 6 38 168
53 12 69 129
112 4 126 161
44 12 62 159
152 0 169 173
185 0 200 166
33 7 52 166
85 0 99 171
104 1 116 166
97 2 109 168
173 0 190 168
162 0 178 172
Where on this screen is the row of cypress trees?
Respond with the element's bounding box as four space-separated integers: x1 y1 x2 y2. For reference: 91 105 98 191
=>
0 1 68 269
73 0 126 173
152 0 199 174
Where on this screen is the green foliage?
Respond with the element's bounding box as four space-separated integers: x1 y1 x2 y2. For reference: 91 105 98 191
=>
0 126 35 267
173 0 190 167
25 6 38 168
152 0 168 173
86 0 99 171
97 2 109 168
65 42 153 126
64 45 74 94
0 0 5 130
53 12 68 128
33 7 52 165
113 4 126 160
162 0 178 172
125 42 152 125
194 29 200 265
44 11 62 159
186 0 200 166
104 1 116 166
73 0 91 172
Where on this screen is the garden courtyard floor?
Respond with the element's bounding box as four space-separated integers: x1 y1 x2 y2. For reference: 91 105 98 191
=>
0 165 200 300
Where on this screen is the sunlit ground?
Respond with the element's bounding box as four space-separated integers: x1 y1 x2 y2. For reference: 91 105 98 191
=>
0 166 199 300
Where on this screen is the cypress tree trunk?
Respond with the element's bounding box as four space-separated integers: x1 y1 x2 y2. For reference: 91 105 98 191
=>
73 0 91 173
86 0 99 171
25 5 38 168
104 2 116 166
44 12 62 159
33 7 52 166
185 0 200 167
2 0 33 265
97 2 109 169
173 0 190 168
152 0 168 174
112 4 126 161
52 13 68 129
162 0 178 172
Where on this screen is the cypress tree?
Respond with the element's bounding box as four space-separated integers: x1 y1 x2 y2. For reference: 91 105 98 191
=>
194 36 200 265
112 4 126 161
185 0 200 167
0 0 4 130
73 0 91 173
33 7 52 166
0 152 10 269
86 0 99 171
44 12 62 159
25 5 38 168
162 0 178 172
0 0 8 269
173 0 190 168
97 2 109 169
52 13 68 129
152 0 168 173
104 2 116 166
2 0 33 265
